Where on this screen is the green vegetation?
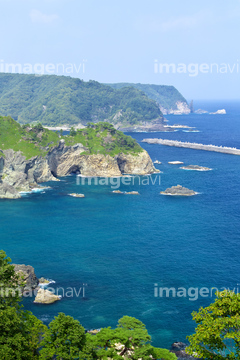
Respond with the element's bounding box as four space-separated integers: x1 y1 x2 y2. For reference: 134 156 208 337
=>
0 250 47 359
0 73 162 126
65 122 143 156
0 250 176 360
187 290 240 359
0 117 143 158
0 115 60 159
107 83 188 111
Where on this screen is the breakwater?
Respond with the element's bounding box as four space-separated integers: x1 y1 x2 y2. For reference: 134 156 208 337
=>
142 138 240 155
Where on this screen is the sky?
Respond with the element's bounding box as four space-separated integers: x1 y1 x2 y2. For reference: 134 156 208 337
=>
0 0 239 100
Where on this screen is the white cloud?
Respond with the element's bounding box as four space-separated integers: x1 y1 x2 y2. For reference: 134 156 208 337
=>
30 9 59 24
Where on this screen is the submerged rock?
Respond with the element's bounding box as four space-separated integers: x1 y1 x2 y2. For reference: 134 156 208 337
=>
112 190 140 195
160 185 197 196
34 288 61 304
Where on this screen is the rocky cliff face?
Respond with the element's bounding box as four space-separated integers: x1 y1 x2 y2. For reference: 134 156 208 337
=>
0 140 158 198
160 101 190 115
13 264 39 290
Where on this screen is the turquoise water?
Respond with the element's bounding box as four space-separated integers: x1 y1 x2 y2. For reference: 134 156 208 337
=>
1 100 240 348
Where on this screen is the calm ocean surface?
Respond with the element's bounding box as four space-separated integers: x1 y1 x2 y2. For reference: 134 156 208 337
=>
1 100 240 348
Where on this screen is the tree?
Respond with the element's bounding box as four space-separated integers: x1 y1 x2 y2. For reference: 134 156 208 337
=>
70 127 77 136
0 250 23 309
186 290 240 359
0 306 46 360
39 313 87 359
92 316 177 360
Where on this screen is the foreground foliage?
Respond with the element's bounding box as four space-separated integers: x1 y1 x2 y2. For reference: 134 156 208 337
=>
186 290 240 359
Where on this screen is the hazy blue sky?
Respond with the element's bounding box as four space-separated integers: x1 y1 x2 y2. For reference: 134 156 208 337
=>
0 0 239 100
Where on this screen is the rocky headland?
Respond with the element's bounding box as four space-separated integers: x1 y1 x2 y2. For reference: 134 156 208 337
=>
0 118 158 199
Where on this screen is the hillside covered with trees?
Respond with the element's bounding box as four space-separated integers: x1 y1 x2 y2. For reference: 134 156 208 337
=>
0 73 162 127
106 83 189 112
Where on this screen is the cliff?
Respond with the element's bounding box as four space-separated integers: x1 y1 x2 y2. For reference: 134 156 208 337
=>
0 118 158 198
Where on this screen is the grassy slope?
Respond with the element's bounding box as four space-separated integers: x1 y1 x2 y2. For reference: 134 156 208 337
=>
106 83 188 110
0 74 161 126
0 117 142 159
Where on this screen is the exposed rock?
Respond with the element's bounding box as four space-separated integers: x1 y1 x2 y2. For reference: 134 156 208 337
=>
112 190 140 195
171 342 188 351
0 140 157 198
153 160 162 164
38 277 50 284
0 182 21 199
13 264 39 289
168 161 184 165
195 109 208 114
126 191 139 195
69 193 85 198
161 101 190 115
180 165 212 171
34 288 61 304
170 342 201 359
87 329 101 334
117 150 158 175
160 185 197 196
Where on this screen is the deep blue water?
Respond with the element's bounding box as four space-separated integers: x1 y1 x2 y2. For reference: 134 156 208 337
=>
1 100 240 349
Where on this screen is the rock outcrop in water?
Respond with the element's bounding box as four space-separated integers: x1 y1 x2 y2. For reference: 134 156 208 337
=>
34 288 61 304
13 264 39 290
160 185 197 196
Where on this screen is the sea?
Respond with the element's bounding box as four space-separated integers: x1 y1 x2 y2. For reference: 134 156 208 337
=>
1 100 240 349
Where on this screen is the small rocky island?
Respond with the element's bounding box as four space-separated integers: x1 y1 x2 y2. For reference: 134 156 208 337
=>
180 165 212 171
0 118 158 199
160 185 197 196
